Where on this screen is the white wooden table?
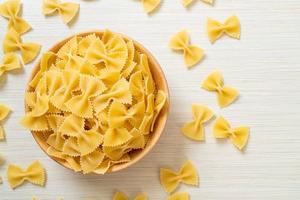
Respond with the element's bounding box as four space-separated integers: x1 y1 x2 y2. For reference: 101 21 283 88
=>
0 0 300 199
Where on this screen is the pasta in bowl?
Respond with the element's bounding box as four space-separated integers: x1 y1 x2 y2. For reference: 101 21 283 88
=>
21 30 169 174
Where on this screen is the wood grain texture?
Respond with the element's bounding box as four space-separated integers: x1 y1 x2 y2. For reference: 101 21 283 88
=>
0 0 300 199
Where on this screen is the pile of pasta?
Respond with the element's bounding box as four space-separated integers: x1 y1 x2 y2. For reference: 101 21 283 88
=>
20 30 167 174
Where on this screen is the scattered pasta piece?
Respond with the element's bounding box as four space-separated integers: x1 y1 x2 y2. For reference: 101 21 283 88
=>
0 104 11 141
0 0 31 34
160 160 198 194
167 192 190 200
113 191 148 200
169 30 204 68
42 0 80 24
181 104 214 141
140 0 161 14
182 0 213 7
213 116 249 150
7 160 46 189
201 70 239 108
0 53 22 77
21 30 167 174
3 28 41 64
207 15 241 43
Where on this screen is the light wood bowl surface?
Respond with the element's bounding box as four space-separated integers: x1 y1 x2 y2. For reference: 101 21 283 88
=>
26 31 170 174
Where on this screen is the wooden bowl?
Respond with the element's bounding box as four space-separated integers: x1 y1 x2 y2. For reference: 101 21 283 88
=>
26 31 170 174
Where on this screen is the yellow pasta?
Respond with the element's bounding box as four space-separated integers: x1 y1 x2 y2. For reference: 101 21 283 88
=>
169 30 204 68
0 103 11 141
201 70 239 108
21 30 167 174
0 53 22 77
0 0 31 34
207 15 241 43
167 192 190 200
42 0 80 24
182 0 213 7
3 28 41 64
181 104 214 141
140 0 161 14
7 160 46 189
160 160 198 194
213 116 249 150
113 191 148 200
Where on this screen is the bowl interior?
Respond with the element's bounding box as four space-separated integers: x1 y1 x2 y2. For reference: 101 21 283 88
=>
27 31 169 174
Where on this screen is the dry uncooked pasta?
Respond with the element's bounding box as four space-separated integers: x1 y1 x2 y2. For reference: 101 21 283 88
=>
182 0 213 7
0 0 31 34
169 30 204 68
213 116 249 150
21 30 167 174
7 160 46 189
181 104 214 141
0 53 22 77
42 0 80 24
0 104 11 141
113 191 148 200
160 160 198 194
207 15 241 43
3 28 41 64
201 70 239 108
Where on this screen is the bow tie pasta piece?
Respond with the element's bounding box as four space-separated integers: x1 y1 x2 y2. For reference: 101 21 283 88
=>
103 127 133 147
169 30 204 68
65 75 106 118
42 0 80 24
93 78 132 114
85 30 128 71
207 15 241 43
80 149 105 174
109 101 145 129
46 115 65 151
140 0 161 14
7 160 46 189
213 116 249 150
0 53 22 77
182 0 213 7
3 28 41 64
0 104 11 141
181 104 214 141
168 192 190 200
201 70 239 108
50 70 80 112
103 128 145 160
160 160 198 194
113 191 148 200
59 114 104 156
0 0 31 34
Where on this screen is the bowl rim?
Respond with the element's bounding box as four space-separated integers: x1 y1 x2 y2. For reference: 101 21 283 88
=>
25 30 170 174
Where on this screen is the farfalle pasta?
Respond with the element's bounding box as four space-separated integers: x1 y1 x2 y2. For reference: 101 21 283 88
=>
0 0 31 34
7 160 46 189
181 104 214 141
42 0 80 25
139 0 161 14
213 116 249 150
3 28 41 64
160 160 198 194
169 30 204 68
201 70 239 108
21 30 167 174
0 53 22 77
